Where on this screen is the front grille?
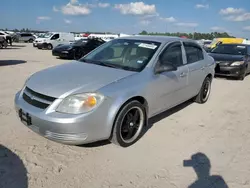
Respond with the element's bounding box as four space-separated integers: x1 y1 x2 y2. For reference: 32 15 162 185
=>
22 87 56 109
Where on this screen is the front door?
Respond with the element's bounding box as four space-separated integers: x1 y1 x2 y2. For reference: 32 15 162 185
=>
150 41 189 116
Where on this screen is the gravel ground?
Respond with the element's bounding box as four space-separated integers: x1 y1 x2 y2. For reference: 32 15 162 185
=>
1 43 250 188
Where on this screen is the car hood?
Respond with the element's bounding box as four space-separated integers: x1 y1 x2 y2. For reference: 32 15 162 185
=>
53 44 72 51
26 61 136 98
208 53 244 62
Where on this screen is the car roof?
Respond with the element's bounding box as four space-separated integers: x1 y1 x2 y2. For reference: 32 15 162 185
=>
117 35 196 44
218 43 249 46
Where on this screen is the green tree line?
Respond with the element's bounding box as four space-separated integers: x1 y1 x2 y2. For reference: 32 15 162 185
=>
1 28 115 35
139 30 235 40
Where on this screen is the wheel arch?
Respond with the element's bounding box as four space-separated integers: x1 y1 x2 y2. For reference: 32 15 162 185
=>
206 73 213 80
109 96 149 139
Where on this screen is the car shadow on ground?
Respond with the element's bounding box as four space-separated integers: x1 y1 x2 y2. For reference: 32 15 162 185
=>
184 152 229 188
143 99 194 135
0 60 27 66
215 74 250 81
80 99 194 148
0 145 28 188
1 47 22 50
11 44 27 47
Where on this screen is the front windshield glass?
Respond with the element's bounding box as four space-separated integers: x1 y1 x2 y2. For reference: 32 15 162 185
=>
79 39 161 72
44 33 53 38
73 39 88 45
211 44 247 55
38 34 46 38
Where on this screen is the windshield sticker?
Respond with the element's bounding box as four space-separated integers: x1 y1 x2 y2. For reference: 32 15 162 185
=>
138 43 157 49
137 60 143 64
237 46 246 48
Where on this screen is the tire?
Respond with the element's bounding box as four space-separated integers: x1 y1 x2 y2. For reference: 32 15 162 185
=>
74 48 83 60
238 69 246 81
28 39 34 43
47 44 53 50
195 76 212 104
3 41 7 48
110 101 146 147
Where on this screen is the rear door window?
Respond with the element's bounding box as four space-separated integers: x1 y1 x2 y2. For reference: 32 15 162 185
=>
184 44 204 64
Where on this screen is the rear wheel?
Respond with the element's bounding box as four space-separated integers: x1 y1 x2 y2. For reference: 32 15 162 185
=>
110 101 146 147
195 76 212 104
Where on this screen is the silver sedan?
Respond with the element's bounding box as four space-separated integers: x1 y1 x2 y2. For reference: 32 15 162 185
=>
15 36 215 147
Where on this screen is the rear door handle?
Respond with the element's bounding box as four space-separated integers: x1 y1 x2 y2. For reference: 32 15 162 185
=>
201 66 205 70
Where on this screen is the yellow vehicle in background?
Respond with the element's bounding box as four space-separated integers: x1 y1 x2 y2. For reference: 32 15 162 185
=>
208 38 244 49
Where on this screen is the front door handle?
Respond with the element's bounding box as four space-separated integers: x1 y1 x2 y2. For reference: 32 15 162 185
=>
180 72 187 77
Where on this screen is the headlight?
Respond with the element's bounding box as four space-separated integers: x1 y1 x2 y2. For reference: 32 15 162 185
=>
231 61 244 66
56 93 104 114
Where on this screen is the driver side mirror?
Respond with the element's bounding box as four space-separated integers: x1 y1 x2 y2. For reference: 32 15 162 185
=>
155 60 177 74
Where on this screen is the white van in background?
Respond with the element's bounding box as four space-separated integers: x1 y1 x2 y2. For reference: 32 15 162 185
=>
36 32 75 50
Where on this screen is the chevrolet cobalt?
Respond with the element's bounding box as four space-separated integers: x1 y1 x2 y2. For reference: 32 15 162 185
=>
15 36 215 147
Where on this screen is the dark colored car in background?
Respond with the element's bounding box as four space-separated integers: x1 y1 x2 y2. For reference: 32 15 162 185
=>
52 38 106 60
208 44 250 80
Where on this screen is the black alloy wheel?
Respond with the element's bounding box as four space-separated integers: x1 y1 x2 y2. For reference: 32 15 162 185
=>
111 101 146 147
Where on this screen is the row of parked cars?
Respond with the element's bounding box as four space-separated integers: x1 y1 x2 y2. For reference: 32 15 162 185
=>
14 35 250 148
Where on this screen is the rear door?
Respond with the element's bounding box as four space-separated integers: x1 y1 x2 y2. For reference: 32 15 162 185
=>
183 42 206 97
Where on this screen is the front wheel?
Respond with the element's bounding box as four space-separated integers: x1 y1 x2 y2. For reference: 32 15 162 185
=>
110 101 146 147
238 69 246 81
74 48 83 60
28 39 34 43
47 44 53 50
195 76 212 104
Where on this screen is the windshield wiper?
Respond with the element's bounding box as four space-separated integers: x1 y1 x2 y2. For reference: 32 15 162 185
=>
80 59 120 68
96 61 120 68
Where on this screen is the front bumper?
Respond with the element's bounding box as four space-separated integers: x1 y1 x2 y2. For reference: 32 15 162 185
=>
52 50 73 59
33 43 37 47
215 64 245 77
37 43 48 49
14 90 115 145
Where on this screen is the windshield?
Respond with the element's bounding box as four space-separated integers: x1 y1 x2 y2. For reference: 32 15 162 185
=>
37 34 46 38
73 39 88 45
44 33 53 38
211 44 247 55
79 39 161 72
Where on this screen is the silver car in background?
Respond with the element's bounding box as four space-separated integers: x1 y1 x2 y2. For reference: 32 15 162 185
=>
15 36 215 147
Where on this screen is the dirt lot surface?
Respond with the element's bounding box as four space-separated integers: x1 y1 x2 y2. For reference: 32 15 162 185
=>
1 43 250 188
